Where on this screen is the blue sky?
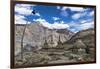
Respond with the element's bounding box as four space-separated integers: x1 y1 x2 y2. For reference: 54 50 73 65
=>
15 3 94 32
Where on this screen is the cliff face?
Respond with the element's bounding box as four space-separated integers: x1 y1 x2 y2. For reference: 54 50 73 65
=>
15 22 74 55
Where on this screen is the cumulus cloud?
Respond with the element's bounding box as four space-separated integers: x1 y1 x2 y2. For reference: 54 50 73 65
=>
35 13 41 16
52 22 69 29
60 21 64 24
60 6 85 17
15 14 25 20
67 7 85 12
15 14 26 24
15 14 31 24
80 18 93 24
60 7 69 17
33 18 52 28
71 8 94 20
61 6 85 12
33 18 69 29
15 4 40 24
69 21 94 33
89 11 94 16
72 13 81 19
53 17 60 21
57 6 61 9
16 4 35 8
61 7 68 11
60 6 87 18
79 21 94 30
15 4 36 15
60 10 68 17
68 19 94 32
72 11 87 20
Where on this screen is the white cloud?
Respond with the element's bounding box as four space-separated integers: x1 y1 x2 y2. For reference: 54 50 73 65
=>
15 14 29 24
33 18 69 29
61 6 86 17
15 4 35 15
81 20 87 24
89 11 94 16
68 21 79 27
60 6 85 17
16 4 36 8
68 19 94 32
52 22 69 29
60 10 68 17
80 18 93 24
60 21 64 24
60 7 68 17
61 6 85 12
72 13 81 19
62 7 68 10
79 21 94 30
71 8 94 20
33 18 46 22
72 11 87 19
53 17 60 21
35 13 41 16
33 18 51 28
15 14 25 20
57 6 60 9
68 7 85 12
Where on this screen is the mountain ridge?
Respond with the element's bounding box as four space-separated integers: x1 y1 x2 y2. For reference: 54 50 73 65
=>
15 22 74 55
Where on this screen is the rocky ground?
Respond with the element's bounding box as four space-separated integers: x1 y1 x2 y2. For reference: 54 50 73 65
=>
15 47 95 67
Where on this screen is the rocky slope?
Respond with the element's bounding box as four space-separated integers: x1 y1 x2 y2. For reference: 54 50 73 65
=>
15 22 74 55
63 28 95 55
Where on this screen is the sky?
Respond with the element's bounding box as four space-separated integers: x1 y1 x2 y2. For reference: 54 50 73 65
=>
15 3 95 32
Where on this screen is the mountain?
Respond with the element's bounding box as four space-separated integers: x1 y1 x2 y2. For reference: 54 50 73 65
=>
56 29 74 40
15 22 74 55
69 28 94 47
15 23 95 66
65 28 95 54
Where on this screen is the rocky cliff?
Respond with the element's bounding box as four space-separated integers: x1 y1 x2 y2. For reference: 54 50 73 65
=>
15 22 74 55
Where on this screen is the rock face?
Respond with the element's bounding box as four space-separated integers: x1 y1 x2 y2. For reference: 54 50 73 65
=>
65 28 95 54
15 22 74 55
